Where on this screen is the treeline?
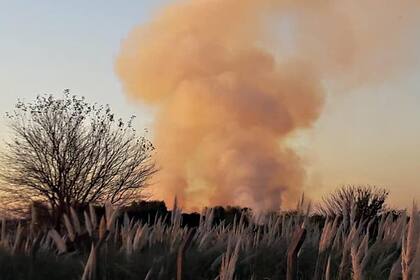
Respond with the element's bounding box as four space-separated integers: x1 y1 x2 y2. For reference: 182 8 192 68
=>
19 200 257 230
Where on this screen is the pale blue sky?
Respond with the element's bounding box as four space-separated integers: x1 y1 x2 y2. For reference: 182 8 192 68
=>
0 0 419 207
0 0 170 136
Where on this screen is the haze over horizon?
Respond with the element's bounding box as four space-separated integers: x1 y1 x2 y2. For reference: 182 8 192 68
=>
1 0 419 210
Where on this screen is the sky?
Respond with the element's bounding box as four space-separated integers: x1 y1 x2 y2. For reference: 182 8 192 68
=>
0 0 170 132
0 0 419 209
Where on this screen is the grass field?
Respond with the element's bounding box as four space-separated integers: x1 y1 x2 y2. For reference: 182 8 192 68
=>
0 198 419 280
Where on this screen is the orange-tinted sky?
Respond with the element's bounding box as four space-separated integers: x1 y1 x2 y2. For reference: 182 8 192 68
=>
0 0 419 209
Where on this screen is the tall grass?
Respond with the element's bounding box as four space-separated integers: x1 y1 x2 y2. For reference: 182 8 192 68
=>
0 200 419 279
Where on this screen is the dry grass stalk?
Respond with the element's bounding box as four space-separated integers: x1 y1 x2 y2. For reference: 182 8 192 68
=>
89 204 97 229
325 255 332 280
63 213 75 242
48 229 67 253
219 237 241 280
98 216 107 240
0 218 7 248
11 222 23 255
81 244 97 280
350 233 369 280
402 203 420 280
70 207 81 235
84 211 93 237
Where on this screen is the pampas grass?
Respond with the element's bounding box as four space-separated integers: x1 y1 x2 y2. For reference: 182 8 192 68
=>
0 200 418 279
402 202 420 280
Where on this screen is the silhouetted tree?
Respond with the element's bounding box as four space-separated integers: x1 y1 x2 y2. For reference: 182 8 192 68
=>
318 185 388 222
125 200 168 222
0 91 156 223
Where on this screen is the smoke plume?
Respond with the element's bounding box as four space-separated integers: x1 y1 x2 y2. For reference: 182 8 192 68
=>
116 0 420 211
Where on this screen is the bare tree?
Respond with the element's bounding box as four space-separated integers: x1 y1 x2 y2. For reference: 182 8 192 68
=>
0 91 156 221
